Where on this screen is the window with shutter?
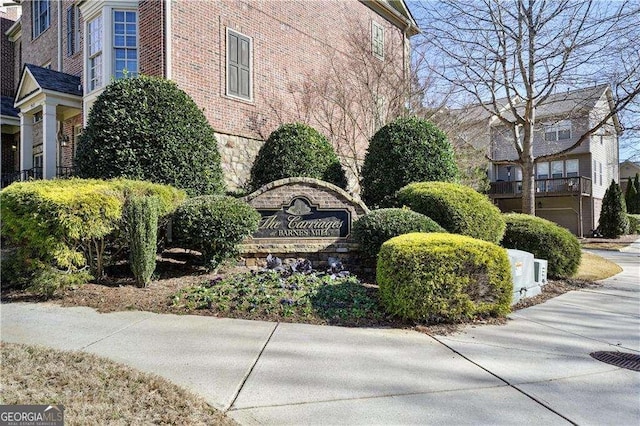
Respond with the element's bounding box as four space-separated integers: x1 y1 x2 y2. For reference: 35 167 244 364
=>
227 29 252 100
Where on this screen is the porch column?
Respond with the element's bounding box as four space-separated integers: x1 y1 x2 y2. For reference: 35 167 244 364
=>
19 112 34 173
42 102 57 179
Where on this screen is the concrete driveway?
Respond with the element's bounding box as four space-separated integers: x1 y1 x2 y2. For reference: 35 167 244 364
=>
2 248 638 425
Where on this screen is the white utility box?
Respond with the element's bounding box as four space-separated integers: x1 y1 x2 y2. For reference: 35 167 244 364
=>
534 259 548 286
506 249 541 304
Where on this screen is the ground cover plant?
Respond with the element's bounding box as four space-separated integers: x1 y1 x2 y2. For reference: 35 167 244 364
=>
0 342 236 426
172 257 384 326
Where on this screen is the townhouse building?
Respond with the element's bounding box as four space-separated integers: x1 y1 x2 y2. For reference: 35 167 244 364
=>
1 0 418 190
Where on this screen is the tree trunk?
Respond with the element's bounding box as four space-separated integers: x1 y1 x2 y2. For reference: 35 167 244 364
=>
521 120 536 215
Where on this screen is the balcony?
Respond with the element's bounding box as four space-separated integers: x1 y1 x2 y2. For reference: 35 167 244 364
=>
489 176 592 199
1 167 74 189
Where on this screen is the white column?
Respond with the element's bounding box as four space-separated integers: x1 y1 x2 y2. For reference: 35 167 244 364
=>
42 102 58 179
19 112 34 173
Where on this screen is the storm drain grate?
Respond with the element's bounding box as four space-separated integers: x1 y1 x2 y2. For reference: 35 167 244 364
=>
590 351 640 372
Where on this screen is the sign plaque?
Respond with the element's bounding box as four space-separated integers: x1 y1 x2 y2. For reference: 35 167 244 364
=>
253 196 350 239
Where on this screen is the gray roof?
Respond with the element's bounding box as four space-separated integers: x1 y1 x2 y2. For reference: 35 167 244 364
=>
1 96 18 118
456 84 611 124
23 63 82 98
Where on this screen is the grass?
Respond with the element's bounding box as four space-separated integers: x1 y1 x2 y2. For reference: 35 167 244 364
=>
0 342 236 426
574 251 623 281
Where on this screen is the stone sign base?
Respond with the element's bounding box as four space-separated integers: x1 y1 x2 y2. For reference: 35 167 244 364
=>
240 177 370 271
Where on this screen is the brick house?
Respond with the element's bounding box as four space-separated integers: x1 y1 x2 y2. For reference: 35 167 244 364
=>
0 0 418 190
459 85 622 237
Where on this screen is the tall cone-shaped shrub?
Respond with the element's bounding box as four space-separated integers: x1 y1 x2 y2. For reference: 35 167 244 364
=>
599 180 629 238
625 177 637 214
125 195 160 287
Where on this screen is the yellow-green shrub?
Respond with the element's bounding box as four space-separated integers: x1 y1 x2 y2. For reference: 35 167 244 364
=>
377 233 512 323
1 178 185 280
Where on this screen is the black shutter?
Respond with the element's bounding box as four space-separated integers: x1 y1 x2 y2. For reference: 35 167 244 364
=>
66 6 74 56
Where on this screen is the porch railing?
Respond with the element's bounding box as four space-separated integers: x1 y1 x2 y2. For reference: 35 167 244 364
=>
489 176 592 198
0 167 74 189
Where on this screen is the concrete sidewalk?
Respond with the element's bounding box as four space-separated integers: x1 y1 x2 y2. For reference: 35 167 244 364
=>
1 249 639 425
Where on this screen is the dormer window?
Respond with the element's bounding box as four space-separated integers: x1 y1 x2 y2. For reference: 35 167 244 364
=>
544 120 571 142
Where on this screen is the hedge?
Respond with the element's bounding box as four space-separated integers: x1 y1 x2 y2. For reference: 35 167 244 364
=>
172 195 261 270
397 182 505 244
1 178 185 280
377 233 512 323
361 117 458 208
352 208 445 259
501 213 581 279
74 76 225 196
249 123 347 190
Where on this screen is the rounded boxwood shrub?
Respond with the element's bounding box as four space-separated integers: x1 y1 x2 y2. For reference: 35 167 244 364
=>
397 182 505 244
249 123 347 190
628 214 640 234
361 117 458 208
75 75 225 196
172 196 261 270
352 208 445 258
377 233 512 323
501 213 581 279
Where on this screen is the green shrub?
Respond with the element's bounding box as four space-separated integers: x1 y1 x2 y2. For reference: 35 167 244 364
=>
624 177 637 213
352 208 445 258
1 250 91 299
599 180 629 238
627 214 640 234
397 182 505 244
249 123 347 190
172 196 261 270
501 213 581 279
361 117 458 208
377 233 512 323
124 195 160 287
74 75 225 196
1 179 185 279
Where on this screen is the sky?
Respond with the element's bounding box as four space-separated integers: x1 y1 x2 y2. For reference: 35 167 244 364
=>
405 0 639 162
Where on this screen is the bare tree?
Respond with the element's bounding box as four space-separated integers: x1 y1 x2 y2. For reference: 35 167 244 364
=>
414 0 640 214
261 19 427 193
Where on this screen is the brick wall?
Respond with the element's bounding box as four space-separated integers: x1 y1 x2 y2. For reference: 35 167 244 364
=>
20 0 59 71
1 15 17 96
139 0 164 77
170 0 408 189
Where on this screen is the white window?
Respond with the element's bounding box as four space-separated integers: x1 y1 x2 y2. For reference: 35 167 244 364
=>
33 111 43 124
32 0 50 39
593 159 597 183
88 16 103 91
566 159 579 177
227 29 252 100
544 120 571 142
551 160 563 178
536 162 549 179
372 21 384 60
113 10 138 79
